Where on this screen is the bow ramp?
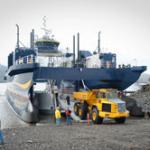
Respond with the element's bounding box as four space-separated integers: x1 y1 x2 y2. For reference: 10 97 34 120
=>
58 99 81 122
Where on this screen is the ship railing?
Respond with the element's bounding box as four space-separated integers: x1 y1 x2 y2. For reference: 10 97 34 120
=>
118 64 131 68
16 55 37 65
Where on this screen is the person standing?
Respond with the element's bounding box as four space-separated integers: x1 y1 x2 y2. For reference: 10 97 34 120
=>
66 95 70 106
53 85 59 107
65 108 72 125
55 107 61 126
0 120 4 145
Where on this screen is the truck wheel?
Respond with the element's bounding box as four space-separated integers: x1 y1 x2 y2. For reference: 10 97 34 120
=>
115 117 126 124
74 103 80 116
92 107 103 124
79 102 88 120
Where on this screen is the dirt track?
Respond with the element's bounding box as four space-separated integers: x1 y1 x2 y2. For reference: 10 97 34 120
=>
1 118 150 150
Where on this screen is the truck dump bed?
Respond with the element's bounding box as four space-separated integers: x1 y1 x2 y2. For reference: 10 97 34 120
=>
73 91 94 101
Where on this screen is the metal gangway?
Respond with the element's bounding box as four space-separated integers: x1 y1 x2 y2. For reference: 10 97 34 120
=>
58 99 81 122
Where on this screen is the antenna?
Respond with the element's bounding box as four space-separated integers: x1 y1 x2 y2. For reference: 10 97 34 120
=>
43 16 47 29
41 16 51 37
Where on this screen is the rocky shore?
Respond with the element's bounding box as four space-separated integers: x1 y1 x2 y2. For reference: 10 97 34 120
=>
125 84 150 117
1 118 150 150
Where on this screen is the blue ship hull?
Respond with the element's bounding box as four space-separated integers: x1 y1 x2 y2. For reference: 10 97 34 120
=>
84 67 145 90
7 63 146 90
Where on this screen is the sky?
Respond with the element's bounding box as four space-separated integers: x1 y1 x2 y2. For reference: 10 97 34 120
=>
0 0 150 73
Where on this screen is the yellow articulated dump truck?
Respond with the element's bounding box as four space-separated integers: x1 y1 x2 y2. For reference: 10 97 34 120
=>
73 89 129 124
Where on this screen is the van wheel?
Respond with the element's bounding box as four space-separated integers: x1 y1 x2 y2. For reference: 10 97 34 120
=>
92 107 103 124
115 117 126 124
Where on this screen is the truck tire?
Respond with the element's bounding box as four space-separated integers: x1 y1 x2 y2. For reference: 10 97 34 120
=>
74 103 80 116
92 107 103 124
115 117 126 124
148 112 150 118
79 102 88 120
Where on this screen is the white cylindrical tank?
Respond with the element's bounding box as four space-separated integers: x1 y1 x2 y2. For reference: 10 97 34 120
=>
85 54 101 68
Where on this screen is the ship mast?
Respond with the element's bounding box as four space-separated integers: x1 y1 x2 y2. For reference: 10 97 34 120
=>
77 32 80 62
73 35 76 66
98 31 101 53
30 29 35 49
16 24 20 49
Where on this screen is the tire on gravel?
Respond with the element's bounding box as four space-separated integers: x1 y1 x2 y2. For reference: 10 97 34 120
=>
78 102 88 120
74 102 80 116
92 107 103 124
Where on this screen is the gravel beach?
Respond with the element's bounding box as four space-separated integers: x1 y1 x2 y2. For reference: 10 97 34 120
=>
1 118 150 150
